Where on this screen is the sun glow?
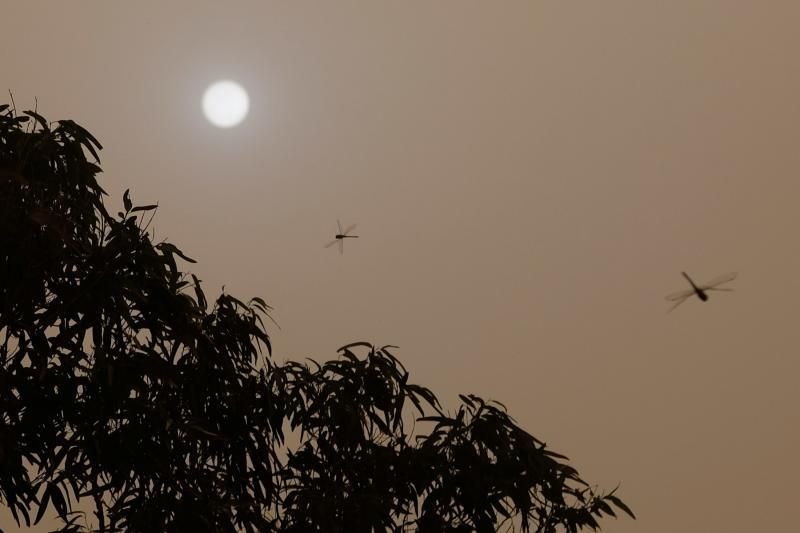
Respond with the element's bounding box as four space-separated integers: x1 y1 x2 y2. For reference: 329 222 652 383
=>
202 80 249 128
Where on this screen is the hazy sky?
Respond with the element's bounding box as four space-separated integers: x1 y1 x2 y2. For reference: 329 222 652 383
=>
4 2 800 531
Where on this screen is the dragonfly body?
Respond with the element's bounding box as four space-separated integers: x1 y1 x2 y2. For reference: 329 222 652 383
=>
666 271 737 311
682 272 709 301
325 220 359 254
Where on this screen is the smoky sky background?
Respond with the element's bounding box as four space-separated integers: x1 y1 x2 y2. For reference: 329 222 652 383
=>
4 1 800 531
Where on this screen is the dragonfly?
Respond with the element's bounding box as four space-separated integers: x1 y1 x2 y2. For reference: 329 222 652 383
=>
324 220 359 254
665 271 738 312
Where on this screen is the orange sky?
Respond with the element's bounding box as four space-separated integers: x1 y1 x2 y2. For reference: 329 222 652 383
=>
4 2 800 531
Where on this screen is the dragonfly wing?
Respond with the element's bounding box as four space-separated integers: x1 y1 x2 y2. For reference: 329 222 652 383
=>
338 239 344 254
700 272 738 289
337 219 343 234
325 239 339 248
667 294 692 313
342 223 357 235
665 288 695 301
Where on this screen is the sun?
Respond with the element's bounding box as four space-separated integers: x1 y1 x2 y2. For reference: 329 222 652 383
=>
202 80 249 128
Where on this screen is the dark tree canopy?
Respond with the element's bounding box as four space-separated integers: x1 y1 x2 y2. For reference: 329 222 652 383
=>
0 104 634 532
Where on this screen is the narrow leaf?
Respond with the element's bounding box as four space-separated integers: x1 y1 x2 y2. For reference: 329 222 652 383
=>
123 189 132 211
606 494 636 519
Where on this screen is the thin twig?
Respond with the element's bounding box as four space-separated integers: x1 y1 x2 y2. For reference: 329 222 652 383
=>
94 493 106 533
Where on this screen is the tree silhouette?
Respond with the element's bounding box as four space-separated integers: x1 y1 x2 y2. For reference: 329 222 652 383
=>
0 104 634 532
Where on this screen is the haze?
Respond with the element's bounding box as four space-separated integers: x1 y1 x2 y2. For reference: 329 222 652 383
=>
3 2 800 531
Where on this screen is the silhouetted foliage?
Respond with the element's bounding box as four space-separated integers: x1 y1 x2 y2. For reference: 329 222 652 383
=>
0 104 634 532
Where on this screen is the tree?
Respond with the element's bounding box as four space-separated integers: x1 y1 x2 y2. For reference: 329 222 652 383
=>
0 104 634 532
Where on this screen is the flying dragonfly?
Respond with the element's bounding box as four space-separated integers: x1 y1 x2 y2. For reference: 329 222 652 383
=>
665 271 738 312
324 220 359 254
